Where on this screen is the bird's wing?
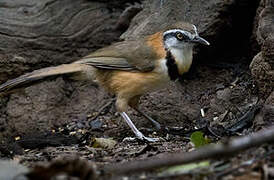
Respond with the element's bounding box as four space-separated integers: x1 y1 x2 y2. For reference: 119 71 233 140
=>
75 39 158 72
74 57 137 71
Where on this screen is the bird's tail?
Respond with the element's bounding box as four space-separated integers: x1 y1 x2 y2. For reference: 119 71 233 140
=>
0 63 95 94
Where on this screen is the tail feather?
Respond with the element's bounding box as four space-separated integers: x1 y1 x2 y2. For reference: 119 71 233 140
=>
0 63 88 93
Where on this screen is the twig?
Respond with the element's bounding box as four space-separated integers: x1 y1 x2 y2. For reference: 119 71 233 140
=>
104 127 274 175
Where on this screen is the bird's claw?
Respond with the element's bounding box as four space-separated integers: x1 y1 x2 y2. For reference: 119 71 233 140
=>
123 136 160 142
142 136 159 142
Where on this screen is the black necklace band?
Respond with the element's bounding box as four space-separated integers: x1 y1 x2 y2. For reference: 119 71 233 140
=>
165 50 180 81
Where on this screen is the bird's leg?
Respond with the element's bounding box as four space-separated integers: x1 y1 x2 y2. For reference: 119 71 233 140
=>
129 95 162 130
120 112 159 142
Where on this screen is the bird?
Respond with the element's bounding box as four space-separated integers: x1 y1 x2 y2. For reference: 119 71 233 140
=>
0 22 209 142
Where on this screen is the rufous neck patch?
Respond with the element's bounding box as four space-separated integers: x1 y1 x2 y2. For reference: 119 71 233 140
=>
146 32 166 59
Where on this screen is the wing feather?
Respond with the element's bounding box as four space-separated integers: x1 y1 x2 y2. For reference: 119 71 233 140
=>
74 39 159 72
74 57 137 71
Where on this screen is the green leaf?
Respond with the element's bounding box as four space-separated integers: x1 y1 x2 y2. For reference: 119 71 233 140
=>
190 131 210 148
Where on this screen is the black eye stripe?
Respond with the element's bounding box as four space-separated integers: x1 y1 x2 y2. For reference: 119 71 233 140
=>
163 32 175 41
163 31 190 41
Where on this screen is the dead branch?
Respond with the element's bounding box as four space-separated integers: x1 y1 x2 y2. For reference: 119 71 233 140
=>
104 127 274 175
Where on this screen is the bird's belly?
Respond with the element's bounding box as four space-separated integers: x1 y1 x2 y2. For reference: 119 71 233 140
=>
107 71 169 97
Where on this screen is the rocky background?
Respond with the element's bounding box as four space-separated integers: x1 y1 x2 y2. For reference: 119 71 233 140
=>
0 0 273 179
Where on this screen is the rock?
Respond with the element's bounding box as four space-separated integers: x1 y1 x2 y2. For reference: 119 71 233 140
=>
250 0 274 97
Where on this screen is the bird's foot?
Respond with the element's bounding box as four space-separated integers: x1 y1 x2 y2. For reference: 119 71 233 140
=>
142 136 160 142
120 112 161 143
123 135 160 143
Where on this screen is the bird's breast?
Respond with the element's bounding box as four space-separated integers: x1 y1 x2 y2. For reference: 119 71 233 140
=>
170 47 193 75
154 47 194 81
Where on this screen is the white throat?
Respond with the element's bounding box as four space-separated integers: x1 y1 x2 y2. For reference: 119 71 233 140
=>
170 46 193 75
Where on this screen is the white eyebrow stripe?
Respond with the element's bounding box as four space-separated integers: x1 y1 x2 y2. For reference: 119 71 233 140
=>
163 29 194 39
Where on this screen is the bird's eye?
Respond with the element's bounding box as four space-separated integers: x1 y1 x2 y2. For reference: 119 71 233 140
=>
176 32 184 40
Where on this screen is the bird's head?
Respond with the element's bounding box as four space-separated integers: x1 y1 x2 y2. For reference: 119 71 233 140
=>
145 22 210 78
163 22 209 50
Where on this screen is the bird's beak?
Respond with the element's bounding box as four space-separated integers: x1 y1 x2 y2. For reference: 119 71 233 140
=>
191 36 210 46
